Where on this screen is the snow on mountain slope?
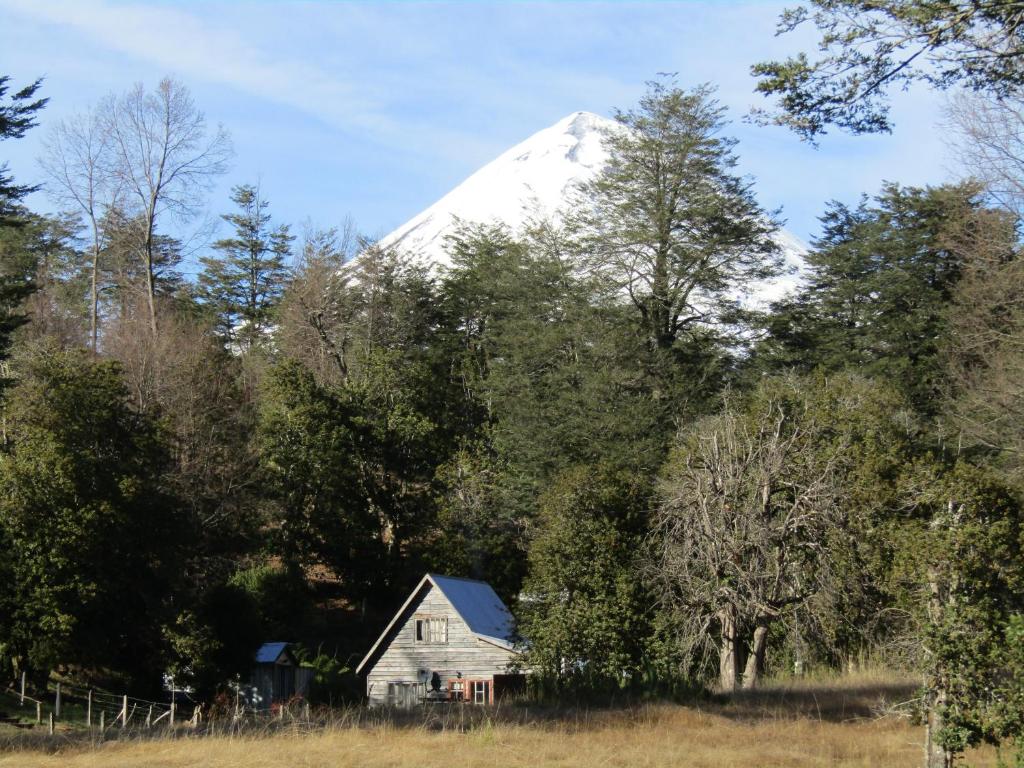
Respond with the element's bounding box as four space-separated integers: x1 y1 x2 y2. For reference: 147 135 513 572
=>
381 111 807 305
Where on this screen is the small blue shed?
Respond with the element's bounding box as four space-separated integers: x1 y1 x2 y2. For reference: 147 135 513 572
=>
244 642 313 710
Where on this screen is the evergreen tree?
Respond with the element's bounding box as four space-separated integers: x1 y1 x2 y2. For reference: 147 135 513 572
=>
518 466 655 694
198 184 293 350
898 462 1024 766
755 183 979 415
0 75 47 225
753 1 1024 140
0 75 47 381
580 80 781 353
0 347 186 687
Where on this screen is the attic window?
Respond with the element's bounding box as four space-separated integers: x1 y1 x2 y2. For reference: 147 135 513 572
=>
415 617 448 644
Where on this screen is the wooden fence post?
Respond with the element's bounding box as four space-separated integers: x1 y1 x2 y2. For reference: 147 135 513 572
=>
35 701 41 724
121 695 128 728
146 704 153 728
48 712 53 735
86 689 92 727
19 671 25 705
99 710 104 731
55 682 61 719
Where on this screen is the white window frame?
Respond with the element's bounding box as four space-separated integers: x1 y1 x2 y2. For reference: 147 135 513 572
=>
470 679 491 704
414 616 448 644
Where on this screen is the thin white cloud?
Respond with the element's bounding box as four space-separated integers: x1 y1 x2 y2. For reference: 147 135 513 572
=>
0 0 398 137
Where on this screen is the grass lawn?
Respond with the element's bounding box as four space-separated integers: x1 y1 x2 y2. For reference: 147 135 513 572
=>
0 674 1001 768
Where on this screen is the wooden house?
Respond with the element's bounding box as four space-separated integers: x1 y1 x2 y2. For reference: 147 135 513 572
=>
357 574 525 706
243 642 314 710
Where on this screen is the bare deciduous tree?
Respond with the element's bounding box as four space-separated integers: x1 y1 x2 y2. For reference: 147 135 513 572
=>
39 104 119 351
942 205 1024 481
942 93 1024 483
650 386 844 691
945 93 1024 217
106 78 232 336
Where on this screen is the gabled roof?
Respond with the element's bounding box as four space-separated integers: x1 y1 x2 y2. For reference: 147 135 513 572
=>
254 642 292 664
356 573 517 675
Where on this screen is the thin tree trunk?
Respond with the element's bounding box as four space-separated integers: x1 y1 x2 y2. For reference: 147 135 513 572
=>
144 228 157 336
925 693 952 768
90 239 100 352
924 501 956 768
741 621 770 690
924 566 954 768
718 605 738 693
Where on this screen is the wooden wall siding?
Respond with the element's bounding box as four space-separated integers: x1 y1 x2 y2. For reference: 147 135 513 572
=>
365 583 515 704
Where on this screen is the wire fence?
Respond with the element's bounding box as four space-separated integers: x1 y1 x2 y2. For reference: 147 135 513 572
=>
2 674 185 735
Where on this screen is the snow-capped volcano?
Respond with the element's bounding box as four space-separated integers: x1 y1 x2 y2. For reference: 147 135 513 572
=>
381 111 611 263
381 110 806 303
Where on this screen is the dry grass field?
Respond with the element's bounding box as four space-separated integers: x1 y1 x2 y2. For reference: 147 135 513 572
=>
0 674 1000 768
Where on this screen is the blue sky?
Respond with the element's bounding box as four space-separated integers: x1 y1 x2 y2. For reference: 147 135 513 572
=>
2 0 954 257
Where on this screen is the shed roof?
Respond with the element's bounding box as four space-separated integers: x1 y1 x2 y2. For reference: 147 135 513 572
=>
356 574 517 675
254 642 291 664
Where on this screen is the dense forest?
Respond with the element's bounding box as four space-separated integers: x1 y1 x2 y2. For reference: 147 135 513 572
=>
1 4 1023 765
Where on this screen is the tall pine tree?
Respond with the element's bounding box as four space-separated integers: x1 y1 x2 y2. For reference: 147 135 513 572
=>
0 75 47 382
198 184 293 351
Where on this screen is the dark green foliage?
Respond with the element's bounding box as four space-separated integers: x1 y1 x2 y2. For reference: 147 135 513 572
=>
581 80 782 352
0 75 47 377
259 361 390 599
100 208 187 314
292 647 360 704
230 563 318 641
198 184 293 350
0 347 187 688
753 1 1024 140
166 583 262 700
0 76 47 225
902 462 1024 755
754 183 977 414
429 445 527 603
259 352 447 605
0 211 43 376
441 223 667 485
517 466 656 694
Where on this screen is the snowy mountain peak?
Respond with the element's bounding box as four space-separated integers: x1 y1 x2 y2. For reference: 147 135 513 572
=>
380 111 618 265
380 111 807 305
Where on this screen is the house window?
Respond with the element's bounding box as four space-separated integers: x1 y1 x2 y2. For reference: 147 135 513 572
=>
415 617 448 644
470 680 491 705
447 678 465 702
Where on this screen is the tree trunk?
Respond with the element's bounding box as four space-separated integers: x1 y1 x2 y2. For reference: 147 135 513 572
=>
718 605 738 693
741 621 770 690
144 231 157 337
924 508 955 768
924 693 952 768
90 239 100 353
144 207 157 335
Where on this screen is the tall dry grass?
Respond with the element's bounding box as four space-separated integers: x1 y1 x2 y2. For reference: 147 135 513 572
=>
0 674 1000 768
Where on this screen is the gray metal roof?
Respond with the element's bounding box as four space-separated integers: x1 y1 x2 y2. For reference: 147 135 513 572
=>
428 574 515 649
254 642 290 664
